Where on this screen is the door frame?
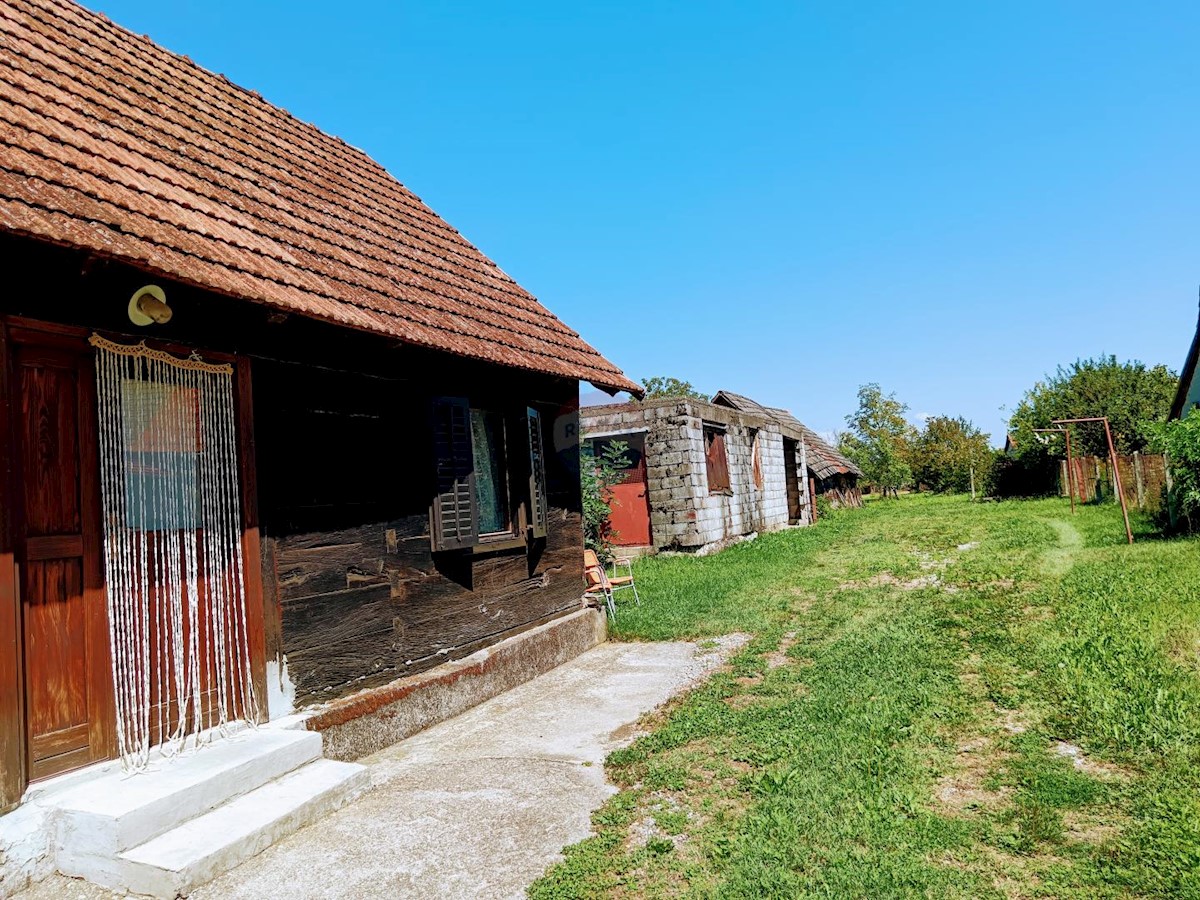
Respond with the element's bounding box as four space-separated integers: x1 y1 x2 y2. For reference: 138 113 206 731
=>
0 319 24 812
0 316 267 810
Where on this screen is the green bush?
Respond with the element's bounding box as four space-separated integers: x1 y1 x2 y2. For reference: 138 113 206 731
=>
1148 408 1200 531
580 439 630 561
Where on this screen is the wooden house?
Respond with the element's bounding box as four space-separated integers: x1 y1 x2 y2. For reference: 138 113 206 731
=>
1171 300 1200 419
0 0 637 887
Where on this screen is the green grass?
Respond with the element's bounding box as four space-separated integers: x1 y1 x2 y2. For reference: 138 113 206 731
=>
529 495 1200 899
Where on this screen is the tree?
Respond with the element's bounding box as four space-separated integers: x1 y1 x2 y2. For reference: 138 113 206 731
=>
911 416 992 494
640 376 709 401
1007 356 1177 457
839 383 915 498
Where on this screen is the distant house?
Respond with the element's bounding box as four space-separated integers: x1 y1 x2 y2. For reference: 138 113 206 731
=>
1170 303 1200 419
711 392 863 511
581 397 794 553
580 391 861 554
0 0 638 892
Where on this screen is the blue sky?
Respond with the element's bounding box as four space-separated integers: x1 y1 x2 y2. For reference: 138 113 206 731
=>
95 0 1199 443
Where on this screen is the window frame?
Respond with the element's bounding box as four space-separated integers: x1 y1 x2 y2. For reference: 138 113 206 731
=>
470 407 516 541
430 397 550 553
750 428 764 491
703 423 732 494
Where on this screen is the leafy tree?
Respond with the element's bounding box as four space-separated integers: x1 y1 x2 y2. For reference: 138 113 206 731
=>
839 383 915 498
581 439 630 560
1008 356 1177 457
640 376 709 401
912 416 993 494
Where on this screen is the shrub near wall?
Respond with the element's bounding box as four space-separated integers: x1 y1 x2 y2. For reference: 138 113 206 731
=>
1149 409 1200 531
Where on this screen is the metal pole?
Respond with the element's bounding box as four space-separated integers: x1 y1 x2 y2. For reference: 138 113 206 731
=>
1035 426 1075 514
1103 418 1134 545
1052 417 1133 544
1064 427 1075 515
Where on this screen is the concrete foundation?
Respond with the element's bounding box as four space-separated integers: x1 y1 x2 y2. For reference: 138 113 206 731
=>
304 606 608 761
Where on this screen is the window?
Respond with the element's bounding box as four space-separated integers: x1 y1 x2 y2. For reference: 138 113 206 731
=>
703 424 731 493
430 398 549 552
750 429 764 491
470 409 510 535
121 381 202 530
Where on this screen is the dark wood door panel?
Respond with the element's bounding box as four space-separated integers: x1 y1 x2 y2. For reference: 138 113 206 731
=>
24 557 88 743
18 355 82 537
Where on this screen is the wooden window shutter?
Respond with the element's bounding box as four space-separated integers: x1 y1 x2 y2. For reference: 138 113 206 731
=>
526 407 549 539
430 397 478 550
704 426 731 493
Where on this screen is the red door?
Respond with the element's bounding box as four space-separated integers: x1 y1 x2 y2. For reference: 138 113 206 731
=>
604 435 652 548
11 334 113 780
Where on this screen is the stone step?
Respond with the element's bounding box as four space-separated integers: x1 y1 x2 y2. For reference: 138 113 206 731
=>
116 759 370 898
53 728 323 870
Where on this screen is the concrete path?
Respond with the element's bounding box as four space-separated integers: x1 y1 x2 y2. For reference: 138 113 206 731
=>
25 638 745 900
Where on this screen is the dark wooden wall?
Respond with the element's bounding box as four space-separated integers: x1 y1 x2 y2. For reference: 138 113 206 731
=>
253 357 585 704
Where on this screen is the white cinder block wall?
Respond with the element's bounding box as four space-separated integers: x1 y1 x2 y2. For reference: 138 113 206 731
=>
583 399 791 552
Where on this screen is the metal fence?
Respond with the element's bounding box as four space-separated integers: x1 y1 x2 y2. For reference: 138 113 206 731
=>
1059 452 1167 513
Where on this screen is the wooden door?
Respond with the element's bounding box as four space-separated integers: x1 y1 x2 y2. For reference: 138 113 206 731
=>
783 439 802 524
604 434 652 548
12 338 112 780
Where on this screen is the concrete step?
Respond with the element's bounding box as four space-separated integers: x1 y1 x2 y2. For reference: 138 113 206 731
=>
53 728 323 871
116 759 370 898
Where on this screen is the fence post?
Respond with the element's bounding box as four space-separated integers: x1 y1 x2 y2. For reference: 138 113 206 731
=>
1165 452 1176 530
1133 451 1145 510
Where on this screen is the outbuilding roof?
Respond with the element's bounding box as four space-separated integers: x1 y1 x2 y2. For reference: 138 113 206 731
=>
710 390 863 480
0 0 639 395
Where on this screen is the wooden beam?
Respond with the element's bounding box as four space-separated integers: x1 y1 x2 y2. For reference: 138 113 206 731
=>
235 356 270 722
0 320 25 810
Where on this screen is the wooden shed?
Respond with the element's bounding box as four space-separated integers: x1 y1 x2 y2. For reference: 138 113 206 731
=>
0 0 637 829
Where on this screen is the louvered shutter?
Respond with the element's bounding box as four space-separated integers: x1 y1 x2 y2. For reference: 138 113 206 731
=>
430 397 478 550
526 407 549 539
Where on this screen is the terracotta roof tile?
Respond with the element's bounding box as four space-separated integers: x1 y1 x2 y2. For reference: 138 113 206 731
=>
0 0 639 394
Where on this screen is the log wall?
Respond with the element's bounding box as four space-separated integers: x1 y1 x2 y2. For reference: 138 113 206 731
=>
253 356 586 706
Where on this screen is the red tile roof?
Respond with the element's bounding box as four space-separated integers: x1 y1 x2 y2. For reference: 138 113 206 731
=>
0 0 640 394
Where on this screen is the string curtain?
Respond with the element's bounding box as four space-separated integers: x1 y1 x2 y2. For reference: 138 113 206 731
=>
90 335 257 770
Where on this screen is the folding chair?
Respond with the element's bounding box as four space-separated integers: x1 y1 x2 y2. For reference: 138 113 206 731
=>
584 549 617 620
606 555 640 607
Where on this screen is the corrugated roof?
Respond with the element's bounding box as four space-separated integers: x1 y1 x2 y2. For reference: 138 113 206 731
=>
0 0 640 395
711 390 863 480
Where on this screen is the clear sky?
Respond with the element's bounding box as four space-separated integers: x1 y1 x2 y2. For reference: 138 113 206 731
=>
93 0 1199 443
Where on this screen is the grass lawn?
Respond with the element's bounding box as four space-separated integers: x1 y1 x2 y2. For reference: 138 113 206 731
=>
529 494 1200 899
